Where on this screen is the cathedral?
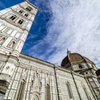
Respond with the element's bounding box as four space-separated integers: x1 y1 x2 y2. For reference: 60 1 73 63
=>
0 0 100 100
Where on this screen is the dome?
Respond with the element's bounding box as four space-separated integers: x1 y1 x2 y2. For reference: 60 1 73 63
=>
61 52 93 67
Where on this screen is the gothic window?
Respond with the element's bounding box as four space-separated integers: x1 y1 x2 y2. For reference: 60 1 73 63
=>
46 84 51 100
24 13 29 17
9 15 17 20
26 6 32 12
66 83 73 99
17 80 26 100
19 10 24 14
0 37 5 44
8 41 15 48
18 19 24 25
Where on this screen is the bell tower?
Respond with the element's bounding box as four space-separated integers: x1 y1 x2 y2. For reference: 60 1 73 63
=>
0 0 38 56
0 0 38 99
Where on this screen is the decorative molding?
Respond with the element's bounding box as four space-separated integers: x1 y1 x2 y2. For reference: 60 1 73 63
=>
0 16 29 32
24 0 39 11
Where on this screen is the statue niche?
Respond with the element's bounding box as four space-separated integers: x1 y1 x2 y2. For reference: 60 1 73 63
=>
8 41 15 48
0 37 5 44
31 71 42 93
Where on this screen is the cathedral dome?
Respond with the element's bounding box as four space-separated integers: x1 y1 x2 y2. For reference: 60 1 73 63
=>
61 50 93 67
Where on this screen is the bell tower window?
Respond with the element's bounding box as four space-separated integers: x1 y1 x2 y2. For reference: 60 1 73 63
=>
26 6 32 12
19 10 24 14
24 13 29 17
9 15 17 20
18 19 24 25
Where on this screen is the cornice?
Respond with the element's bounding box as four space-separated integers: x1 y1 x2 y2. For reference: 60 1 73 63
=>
20 53 88 78
19 63 55 75
19 53 54 68
25 0 39 11
84 74 97 78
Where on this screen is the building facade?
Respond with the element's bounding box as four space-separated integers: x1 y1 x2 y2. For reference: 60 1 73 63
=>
0 0 100 100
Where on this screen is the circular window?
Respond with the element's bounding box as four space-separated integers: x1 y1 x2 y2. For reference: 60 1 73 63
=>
79 66 83 69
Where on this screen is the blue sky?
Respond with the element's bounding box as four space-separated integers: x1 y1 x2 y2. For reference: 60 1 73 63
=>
0 0 100 68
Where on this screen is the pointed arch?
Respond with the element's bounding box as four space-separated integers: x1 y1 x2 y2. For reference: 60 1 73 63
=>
8 41 15 48
66 82 73 99
16 79 26 100
32 94 39 100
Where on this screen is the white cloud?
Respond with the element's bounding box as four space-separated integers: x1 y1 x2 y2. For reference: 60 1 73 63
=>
30 0 100 68
46 0 100 68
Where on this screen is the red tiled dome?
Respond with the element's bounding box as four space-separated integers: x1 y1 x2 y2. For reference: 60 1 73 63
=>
61 53 93 67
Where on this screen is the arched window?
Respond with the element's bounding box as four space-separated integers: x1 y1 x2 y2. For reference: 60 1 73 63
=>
46 84 51 100
83 86 90 100
19 10 24 14
66 83 73 99
26 6 32 12
79 66 83 69
18 19 24 25
9 15 17 20
24 13 29 17
17 80 26 100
